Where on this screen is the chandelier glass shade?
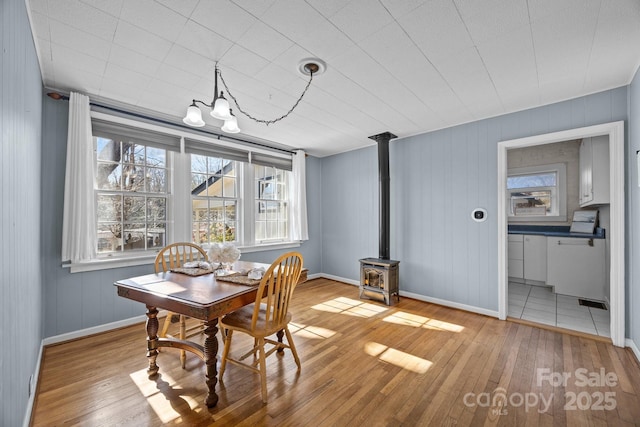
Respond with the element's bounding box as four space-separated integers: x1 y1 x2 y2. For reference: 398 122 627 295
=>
183 60 325 134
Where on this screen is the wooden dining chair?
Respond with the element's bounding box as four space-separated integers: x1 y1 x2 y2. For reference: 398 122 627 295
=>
219 252 304 403
155 242 209 368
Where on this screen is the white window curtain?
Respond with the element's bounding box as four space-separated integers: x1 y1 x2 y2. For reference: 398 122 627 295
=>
290 149 309 241
61 92 97 262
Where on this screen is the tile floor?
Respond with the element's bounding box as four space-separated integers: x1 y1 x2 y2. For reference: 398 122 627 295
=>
508 282 610 337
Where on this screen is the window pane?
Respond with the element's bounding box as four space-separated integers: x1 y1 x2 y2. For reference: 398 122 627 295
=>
191 173 208 192
148 197 166 221
193 222 208 244
97 195 121 221
146 147 165 167
123 196 145 221
223 176 236 197
208 157 225 175
146 167 166 193
510 190 552 216
123 223 145 250
148 223 165 248
96 163 122 190
96 137 119 162
191 155 207 174
507 172 556 189
97 223 121 253
94 127 169 255
207 176 223 197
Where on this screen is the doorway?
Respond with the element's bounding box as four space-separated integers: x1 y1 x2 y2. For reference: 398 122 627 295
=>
497 121 625 347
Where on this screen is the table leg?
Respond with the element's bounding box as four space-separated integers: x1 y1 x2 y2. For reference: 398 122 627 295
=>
203 318 219 407
145 305 160 378
276 329 285 353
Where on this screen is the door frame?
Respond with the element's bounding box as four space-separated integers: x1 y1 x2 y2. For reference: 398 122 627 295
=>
497 121 625 347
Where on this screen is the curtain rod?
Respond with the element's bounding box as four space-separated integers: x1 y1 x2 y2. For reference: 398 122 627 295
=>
47 92 297 155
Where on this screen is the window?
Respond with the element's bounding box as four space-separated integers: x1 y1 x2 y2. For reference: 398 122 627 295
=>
77 115 300 270
255 165 289 242
507 163 566 221
191 154 238 244
95 137 169 253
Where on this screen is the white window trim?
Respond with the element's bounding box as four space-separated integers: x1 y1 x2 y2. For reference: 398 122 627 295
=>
507 163 567 222
63 113 299 273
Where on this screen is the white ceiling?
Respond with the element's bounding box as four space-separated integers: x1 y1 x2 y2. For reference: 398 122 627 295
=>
27 0 640 157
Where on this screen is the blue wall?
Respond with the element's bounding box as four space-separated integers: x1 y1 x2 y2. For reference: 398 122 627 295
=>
321 87 629 317
40 95 323 338
629 67 640 348
1 0 43 425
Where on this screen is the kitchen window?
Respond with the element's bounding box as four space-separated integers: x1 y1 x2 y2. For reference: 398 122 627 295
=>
507 163 567 222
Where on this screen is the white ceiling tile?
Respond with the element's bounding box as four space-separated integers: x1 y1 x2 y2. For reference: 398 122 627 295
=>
108 44 162 76
163 45 215 76
79 0 123 17
476 27 538 95
113 21 173 62
29 0 48 14
155 0 200 17
304 0 350 18
103 63 150 89
219 44 270 76
379 0 428 18
28 0 640 157
46 0 118 41
398 1 475 61
174 20 234 61
152 63 202 91
120 0 188 41
50 42 107 76
236 22 295 61
454 0 529 44
230 0 278 18
329 0 394 42
99 78 145 106
527 0 601 22
191 0 257 41
49 20 111 61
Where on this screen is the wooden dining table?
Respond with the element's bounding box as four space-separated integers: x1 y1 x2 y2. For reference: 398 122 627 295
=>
114 260 307 408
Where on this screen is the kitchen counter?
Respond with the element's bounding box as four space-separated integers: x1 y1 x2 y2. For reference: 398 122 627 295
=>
508 225 605 239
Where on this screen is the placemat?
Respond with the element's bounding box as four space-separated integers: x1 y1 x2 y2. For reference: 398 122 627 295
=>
215 273 261 286
170 267 213 276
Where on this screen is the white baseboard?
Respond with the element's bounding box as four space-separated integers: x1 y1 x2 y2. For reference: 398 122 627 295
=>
318 273 359 286
42 312 167 346
400 290 500 318
317 273 499 318
626 338 640 364
22 343 43 427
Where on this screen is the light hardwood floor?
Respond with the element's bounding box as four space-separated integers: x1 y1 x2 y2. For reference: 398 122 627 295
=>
31 279 640 426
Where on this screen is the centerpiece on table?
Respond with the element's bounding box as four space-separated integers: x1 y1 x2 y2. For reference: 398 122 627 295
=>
208 242 241 275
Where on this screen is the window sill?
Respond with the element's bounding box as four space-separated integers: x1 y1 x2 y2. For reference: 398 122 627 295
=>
63 242 302 273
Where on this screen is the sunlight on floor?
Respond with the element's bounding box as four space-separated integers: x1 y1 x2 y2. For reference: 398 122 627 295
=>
383 311 465 332
289 322 336 339
129 368 200 424
364 341 433 374
311 296 388 318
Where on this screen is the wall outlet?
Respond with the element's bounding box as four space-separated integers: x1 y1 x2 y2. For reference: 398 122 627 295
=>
28 374 34 396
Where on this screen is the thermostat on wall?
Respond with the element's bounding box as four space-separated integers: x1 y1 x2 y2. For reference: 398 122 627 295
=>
472 208 487 222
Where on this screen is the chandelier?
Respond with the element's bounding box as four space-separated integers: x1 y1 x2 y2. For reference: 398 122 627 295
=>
182 59 325 134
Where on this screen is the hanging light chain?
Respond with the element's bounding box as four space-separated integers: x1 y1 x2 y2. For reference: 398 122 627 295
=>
217 69 314 126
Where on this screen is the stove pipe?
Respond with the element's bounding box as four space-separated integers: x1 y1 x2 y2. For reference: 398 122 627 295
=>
368 132 397 260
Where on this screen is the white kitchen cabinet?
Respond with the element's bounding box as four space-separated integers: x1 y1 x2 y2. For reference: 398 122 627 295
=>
579 136 609 206
523 235 547 283
508 234 524 280
546 237 606 301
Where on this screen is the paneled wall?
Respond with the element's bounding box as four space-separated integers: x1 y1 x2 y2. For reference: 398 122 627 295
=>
1 0 43 425
40 95 323 338
629 67 640 348
321 87 628 315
